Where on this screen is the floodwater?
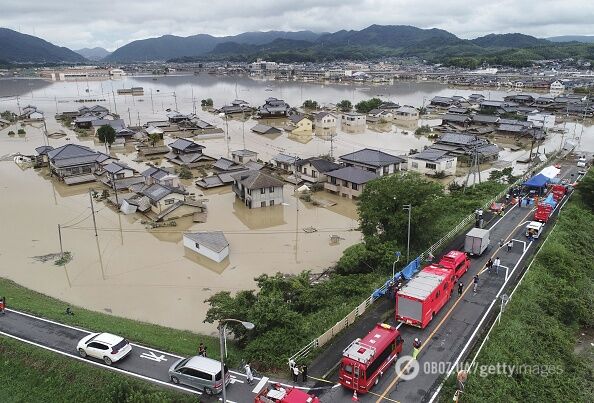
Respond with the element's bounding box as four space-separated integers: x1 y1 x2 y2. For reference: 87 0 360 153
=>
1 76 593 334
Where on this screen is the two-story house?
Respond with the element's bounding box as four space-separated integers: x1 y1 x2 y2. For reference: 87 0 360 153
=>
257 97 291 118
231 171 284 208
324 166 378 199
314 112 337 129
406 149 457 176
47 144 113 184
296 157 341 184
339 148 405 176
287 114 313 134
165 138 215 167
340 112 366 127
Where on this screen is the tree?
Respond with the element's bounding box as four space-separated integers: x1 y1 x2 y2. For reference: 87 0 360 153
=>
302 99 318 110
337 100 352 112
355 98 382 114
97 125 116 145
577 172 594 210
201 98 213 107
357 172 444 248
178 166 192 179
149 132 160 147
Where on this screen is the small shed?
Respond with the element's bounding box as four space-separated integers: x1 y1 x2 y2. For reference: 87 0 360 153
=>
183 231 230 263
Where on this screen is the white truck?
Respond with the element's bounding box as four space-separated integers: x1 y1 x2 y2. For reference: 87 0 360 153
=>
464 228 490 256
526 221 545 239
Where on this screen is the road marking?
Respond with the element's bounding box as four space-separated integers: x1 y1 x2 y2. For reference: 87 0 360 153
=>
0 329 202 395
140 350 168 362
230 377 244 384
252 376 269 394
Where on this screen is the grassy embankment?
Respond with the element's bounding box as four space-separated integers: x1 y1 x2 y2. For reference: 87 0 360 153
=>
0 336 195 403
0 278 238 402
439 175 594 402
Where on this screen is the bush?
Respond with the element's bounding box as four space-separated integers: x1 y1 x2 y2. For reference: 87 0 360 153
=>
178 166 193 179
7 130 15 136
414 124 432 136
17 128 26 135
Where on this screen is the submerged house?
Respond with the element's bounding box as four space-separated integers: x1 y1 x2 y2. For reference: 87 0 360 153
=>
140 183 188 215
232 171 285 208
183 231 230 263
314 112 337 129
257 97 291 118
324 166 378 199
406 149 457 176
339 148 405 176
394 106 419 120
165 138 215 167
287 114 313 134
251 123 282 135
296 157 341 183
47 144 113 184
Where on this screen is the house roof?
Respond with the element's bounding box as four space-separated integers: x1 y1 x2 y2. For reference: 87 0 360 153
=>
213 157 244 171
296 157 341 173
104 161 134 174
169 138 205 152
231 149 257 157
472 114 500 124
395 106 417 114
339 148 405 167
141 183 184 202
288 114 308 124
314 111 335 121
231 171 284 190
141 166 172 180
498 123 527 132
409 148 450 162
251 124 281 134
442 113 471 123
47 144 96 160
325 166 378 184
272 153 299 164
184 231 229 253
35 145 54 155
480 100 504 108
437 132 479 146
92 119 125 131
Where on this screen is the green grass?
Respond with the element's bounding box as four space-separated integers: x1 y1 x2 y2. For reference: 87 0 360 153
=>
0 336 195 403
439 183 594 402
0 278 239 366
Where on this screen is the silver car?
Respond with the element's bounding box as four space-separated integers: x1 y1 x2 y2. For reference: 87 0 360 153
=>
168 355 230 395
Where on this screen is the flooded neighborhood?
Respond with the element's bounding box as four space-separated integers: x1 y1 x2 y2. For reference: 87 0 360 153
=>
1 74 593 335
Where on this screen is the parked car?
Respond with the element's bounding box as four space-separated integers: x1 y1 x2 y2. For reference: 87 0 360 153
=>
169 355 230 395
77 333 132 365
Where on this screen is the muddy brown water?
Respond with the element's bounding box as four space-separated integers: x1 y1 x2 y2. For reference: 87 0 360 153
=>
1 77 593 334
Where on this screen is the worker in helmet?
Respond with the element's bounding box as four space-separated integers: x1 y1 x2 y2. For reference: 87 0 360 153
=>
412 338 422 360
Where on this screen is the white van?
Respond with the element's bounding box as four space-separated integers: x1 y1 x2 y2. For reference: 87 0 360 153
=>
577 156 587 168
168 355 230 395
526 221 545 239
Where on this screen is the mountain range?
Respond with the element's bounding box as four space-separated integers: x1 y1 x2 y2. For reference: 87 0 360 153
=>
1 25 593 67
75 47 111 61
0 28 86 63
546 35 594 43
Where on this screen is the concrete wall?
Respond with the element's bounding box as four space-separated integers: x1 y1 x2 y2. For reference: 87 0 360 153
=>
245 186 284 208
324 181 365 199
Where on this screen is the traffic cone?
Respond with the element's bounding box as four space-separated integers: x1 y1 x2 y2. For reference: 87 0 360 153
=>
352 390 359 401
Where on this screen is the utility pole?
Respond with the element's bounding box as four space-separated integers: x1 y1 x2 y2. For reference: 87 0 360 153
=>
137 111 141 126
112 90 118 114
16 96 21 117
89 189 98 237
111 172 119 207
57 224 63 258
330 131 334 159
173 91 178 111
127 108 132 126
150 89 155 114
403 204 412 263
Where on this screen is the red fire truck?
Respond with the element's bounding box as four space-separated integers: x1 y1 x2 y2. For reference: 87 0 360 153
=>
551 184 567 201
255 383 320 403
396 264 457 328
534 203 553 222
339 323 403 394
435 250 470 279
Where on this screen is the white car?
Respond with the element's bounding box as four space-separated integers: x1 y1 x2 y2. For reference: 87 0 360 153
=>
77 333 132 365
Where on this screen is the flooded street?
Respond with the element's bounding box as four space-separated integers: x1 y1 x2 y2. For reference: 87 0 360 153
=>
1 76 593 334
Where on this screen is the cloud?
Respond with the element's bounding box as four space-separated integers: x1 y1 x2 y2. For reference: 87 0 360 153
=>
1 0 593 50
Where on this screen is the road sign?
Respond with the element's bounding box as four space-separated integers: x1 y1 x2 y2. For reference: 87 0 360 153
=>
140 351 168 362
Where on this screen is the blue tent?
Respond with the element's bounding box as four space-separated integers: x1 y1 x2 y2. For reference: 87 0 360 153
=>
523 173 550 188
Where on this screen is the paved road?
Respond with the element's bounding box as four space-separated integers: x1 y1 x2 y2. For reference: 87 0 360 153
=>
0 309 329 403
314 160 583 402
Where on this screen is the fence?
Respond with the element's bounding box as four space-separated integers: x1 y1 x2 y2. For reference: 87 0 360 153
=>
288 153 559 364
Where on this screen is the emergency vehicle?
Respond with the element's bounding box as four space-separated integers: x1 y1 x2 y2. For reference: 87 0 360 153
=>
435 250 470 279
551 184 567 201
339 323 403 394
396 264 457 328
255 383 320 403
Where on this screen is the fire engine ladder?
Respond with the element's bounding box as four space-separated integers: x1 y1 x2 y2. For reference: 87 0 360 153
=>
352 363 360 391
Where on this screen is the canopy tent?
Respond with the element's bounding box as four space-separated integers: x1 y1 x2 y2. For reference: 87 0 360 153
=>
523 173 550 188
539 166 561 179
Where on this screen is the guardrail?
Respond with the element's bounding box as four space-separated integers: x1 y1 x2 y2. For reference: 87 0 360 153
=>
288 153 559 365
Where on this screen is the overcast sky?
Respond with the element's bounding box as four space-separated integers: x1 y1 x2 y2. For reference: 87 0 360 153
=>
2 0 593 51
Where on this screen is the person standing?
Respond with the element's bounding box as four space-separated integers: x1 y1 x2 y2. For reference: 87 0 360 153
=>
301 364 308 382
412 338 422 360
486 258 493 274
494 257 501 276
507 240 513 252
473 275 479 294
505 193 510 203
198 342 206 357
245 362 254 385
458 282 464 297
292 365 300 383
